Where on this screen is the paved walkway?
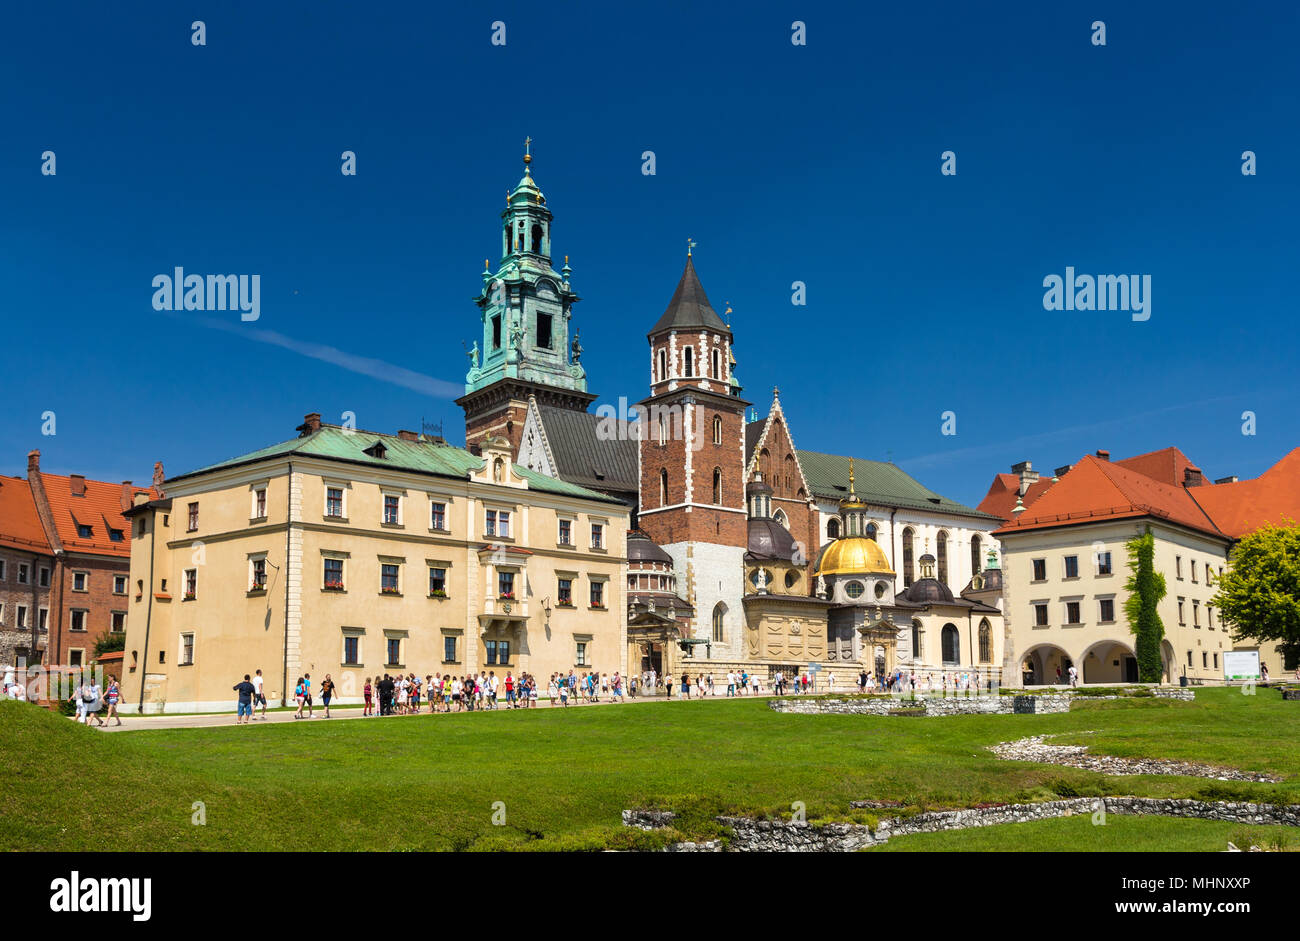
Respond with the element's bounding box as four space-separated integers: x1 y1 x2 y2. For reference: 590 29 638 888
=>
94 688 793 731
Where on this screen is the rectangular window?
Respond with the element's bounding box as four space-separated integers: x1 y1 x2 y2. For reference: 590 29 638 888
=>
254 488 267 518
1208 605 1214 629
184 569 197 599
1033 603 1048 627
18 563 29 585
492 315 502 349
1202 651 1208 668
18 606 29 629
485 640 499 665
430 501 446 531
187 502 199 531
443 636 457 663
113 575 127 594
111 611 125 632
0 560 5 580
1065 601 1081 624
558 519 572 545
428 567 446 596
180 633 195 666
497 511 511 538
70 649 84 668
1190 560 1198 583
1193 600 1200 626
70 610 87 632
498 640 510 664
72 571 87 591
251 559 267 591
485 510 496 536
108 528 124 542
558 578 572 605
343 636 359 666
1031 559 1046 581
326 487 344 518
536 312 552 350
575 641 588 666
1099 598 1115 623
1177 599 1185 625
1096 551 1112 575
387 638 402 666
39 608 48 632
1063 556 1079 578
498 571 515 598
40 567 52 588
381 563 400 594
324 558 344 590
1213 652 1219 669
383 494 400 525
590 580 605 608
76 525 93 539
1175 556 1183 579
591 523 604 549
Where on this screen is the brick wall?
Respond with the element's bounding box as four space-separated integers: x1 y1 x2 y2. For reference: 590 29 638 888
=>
0 547 53 665
49 554 130 667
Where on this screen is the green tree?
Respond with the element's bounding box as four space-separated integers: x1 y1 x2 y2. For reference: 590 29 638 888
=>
1212 522 1300 670
92 631 125 661
1124 529 1167 682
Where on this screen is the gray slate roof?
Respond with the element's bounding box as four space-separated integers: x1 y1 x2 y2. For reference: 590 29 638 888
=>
648 257 731 336
537 405 639 496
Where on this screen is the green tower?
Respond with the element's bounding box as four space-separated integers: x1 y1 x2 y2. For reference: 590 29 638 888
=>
458 140 595 455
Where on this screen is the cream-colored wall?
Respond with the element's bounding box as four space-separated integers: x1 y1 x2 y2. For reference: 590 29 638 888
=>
1001 519 1285 685
120 453 628 713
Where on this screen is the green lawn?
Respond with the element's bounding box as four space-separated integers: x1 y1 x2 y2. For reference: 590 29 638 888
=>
2 687 1296 851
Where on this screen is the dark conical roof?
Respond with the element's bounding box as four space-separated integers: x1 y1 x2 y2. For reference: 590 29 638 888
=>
648 257 731 336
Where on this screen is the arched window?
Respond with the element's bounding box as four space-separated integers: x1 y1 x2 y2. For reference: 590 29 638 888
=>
712 467 722 504
978 619 992 663
911 620 922 661
659 469 669 506
656 348 667 382
783 454 795 490
712 416 722 445
658 413 667 445
683 347 694 377
971 535 982 577
530 224 543 253
773 508 788 527
827 518 841 539
712 603 726 643
711 348 720 378
866 522 878 542
937 531 949 585
760 448 772 481
902 528 915 587
942 623 960 665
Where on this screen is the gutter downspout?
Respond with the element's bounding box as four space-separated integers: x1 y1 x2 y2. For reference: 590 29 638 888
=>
282 460 293 708
136 512 157 711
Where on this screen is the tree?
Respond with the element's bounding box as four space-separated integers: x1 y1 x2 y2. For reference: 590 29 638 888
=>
92 630 125 661
1124 529 1167 682
1212 522 1300 670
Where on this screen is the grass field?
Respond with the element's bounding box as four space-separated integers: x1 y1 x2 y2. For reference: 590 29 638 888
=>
2 687 1296 851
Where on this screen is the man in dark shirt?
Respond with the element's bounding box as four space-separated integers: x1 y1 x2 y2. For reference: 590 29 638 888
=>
233 674 256 725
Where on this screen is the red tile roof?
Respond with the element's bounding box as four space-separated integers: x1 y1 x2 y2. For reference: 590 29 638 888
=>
0 476 51 554
1190 448 1300 538
977 473 1056 522
1114 446 1202 487
993 455 1224 538
35 472 154 558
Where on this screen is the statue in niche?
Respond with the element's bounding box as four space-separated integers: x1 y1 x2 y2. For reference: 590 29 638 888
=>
571 328 583 364
466 341 479 369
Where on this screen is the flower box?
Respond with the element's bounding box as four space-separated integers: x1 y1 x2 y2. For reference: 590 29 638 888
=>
380 587 401 595
323 582 345 592
429 590 448 599
182 593 196 601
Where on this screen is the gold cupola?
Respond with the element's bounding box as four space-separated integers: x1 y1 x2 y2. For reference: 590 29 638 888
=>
814 459 895 576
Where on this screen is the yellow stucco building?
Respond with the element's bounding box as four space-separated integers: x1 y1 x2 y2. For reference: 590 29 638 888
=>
119 414 628 713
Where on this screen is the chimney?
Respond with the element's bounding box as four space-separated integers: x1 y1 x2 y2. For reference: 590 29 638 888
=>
152 461 165 496
1214 475 1238 485
1183 467 1204 488
120 481 134 512
69 474 86 497
1053 464 1073 478
27 450 40 474
397 430 418 442
1010 460 1038 496
297 412 323 436
1096 449 1110 461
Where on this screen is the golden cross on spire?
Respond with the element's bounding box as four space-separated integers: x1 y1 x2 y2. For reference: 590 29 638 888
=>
523 136 532 166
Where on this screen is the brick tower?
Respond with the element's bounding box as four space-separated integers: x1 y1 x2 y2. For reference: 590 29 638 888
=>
637 251 750 659
457 141 596 456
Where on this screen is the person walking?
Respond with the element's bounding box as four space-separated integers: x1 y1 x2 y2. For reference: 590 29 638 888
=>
233 674 256 725
83 677 104 726
104 676 122 726
293 677 307 718
363 677 373 716
320 674 336 717
252 669 268 720
303 673 315 718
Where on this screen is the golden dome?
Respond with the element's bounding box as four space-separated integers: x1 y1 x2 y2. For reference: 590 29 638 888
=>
814 537 895 577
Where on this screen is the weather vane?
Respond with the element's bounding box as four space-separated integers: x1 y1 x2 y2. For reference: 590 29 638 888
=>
687 237 696 257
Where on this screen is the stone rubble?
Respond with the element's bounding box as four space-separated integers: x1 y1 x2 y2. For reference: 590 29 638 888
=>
990 734 1281 782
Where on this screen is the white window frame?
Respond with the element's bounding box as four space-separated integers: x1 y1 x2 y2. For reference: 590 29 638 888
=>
250 481 269 520
69 608 89 633
179 631 196 666
323 479 351 520
380 488 406 526
341 627 364 666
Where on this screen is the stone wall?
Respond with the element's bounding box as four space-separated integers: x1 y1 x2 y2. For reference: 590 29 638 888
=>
625 797 1300 852
768 693 1073 717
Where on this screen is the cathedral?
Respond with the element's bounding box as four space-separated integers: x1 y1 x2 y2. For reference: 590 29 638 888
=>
461 146 1007 685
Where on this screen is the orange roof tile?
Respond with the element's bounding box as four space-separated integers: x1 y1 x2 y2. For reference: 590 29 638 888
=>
993 455 1224 538
36 473 154 557
0 476 51 554
977 473 1056 522
1192 448 1300 538
1114 446 1202 487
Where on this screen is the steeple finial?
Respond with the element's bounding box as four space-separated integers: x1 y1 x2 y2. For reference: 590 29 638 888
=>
523 136 532 166
687 237 696 257
848 458 856 496
724 301 732 327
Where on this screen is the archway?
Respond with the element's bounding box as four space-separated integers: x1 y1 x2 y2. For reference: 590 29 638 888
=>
1160 639 1176 684
1081 639 1138 684
1018 644 1073 686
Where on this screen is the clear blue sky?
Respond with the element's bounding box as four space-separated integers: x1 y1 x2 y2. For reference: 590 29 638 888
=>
2 1 1296 508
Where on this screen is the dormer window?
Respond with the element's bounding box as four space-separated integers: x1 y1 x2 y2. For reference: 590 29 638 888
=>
363 441 387 459
77 524 93 539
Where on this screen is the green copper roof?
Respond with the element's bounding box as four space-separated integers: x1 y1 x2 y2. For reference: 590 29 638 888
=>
795 449 1000 521
170 425 623 505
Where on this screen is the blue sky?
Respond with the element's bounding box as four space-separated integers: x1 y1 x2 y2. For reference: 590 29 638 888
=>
2 1 1296 508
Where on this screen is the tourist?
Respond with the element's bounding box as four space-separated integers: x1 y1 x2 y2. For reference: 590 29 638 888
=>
83 676 104 726
294 677 306 718
104 676 122 726
529 674 539 707
1260 663 1269 684
1055 666 1062 685
320 674 336 718
303 673 314 718
827 672 835 693
1067 665 1079 689
726 671 735 697
665 673 674 698
233 674 256 725
681 673 691 699
252 668 268 719
706 674 715 696
629 674 638 698
364 677 373 716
